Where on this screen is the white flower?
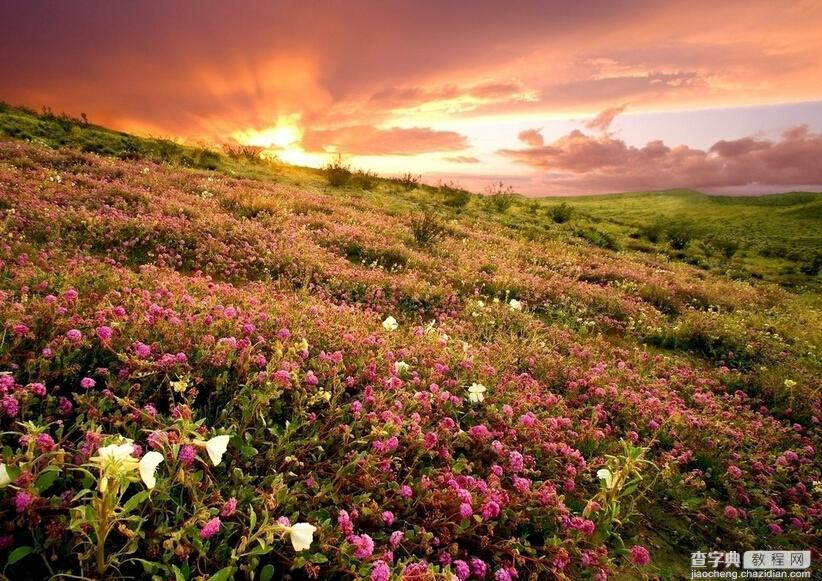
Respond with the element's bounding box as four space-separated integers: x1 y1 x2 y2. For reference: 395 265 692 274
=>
95 440 137 465
784 379 797 388
0 463 11 487
508 299 523 311
287 522 317 552
468 382 487 403
382 316 398 331
394 361 410 375
597 468 614 489
138 451 164 489
204 435 231 466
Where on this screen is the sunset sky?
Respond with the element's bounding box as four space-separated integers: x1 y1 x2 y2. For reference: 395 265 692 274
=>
2 0 822 195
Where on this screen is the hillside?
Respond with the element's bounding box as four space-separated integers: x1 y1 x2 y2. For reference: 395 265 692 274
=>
0 106 820 580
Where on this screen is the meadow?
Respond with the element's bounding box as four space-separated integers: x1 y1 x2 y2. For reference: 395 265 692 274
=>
0 104 819 580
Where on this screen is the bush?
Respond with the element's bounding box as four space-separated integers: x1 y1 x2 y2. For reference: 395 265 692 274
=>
638 220 664 243
548 202 573 223
324 154 352 187
351 170 378 190
395 172 420 191
666 222 694 249
438 181 472 208
484 182 517 213
223 143 265 161
577 228 620 250
410 210 447 246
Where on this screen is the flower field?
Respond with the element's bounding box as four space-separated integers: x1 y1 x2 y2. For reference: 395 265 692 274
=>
0 131 820 579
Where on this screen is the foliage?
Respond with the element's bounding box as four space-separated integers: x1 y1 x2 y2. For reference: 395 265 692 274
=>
324 154 352 187
484 182 517 213
548 201 573 223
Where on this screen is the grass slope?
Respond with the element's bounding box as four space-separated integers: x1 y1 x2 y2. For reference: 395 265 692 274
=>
0 104 819 580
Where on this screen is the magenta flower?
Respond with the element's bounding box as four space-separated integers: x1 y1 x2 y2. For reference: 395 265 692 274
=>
199 517 221 539
381 510 395 526
454 560 470 581
351 533 374 559
629 545 651 566
80 377 96 390
220 497 238 517
178 445 197 466
96 326 114 342
371 560 390 581
66 329 82 342
15 491 35 512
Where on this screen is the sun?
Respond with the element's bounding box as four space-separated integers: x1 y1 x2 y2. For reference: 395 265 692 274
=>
233 116 302 149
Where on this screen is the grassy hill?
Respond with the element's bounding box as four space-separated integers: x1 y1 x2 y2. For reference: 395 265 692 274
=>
0 104 819 580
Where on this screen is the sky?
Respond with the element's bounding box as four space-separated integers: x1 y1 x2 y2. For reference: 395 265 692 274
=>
1 0 822 195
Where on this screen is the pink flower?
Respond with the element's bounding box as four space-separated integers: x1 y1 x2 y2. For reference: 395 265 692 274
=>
179 445 197 466
352 533 375 559
80 377 96 390
459 503 473 519
629 545 651 566
66 329 82 342
36 433 56 452
390 530 404 549
221 497 237 517
371 561 390 581
29 383 47 397
15 491 35 512
13 324 29 337
382 511 395 526
481 500 501 520
454 560 470 581
96 326 113 342
724 505 739 519
199 517 221 539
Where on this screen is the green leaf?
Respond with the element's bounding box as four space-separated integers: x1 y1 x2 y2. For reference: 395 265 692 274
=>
307 553 328 564
121 490 151 514
6 546 33 566
208 566 236 581
260 564 275 581
249 506 257 531
35 469 59 493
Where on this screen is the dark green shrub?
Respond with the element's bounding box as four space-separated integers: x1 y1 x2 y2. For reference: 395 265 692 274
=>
639 220 664 243
548 202 573 223
577 228 619 250
484 182 517 213
324 154 352 187
410 210 447 246
438 181 472 208
351 170 378 190
666 222 694 249
395 172 420 190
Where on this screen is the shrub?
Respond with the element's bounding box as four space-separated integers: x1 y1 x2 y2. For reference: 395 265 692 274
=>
438 181 472 208
324 154 352 187
548 201 573 223
223 143 265 161
410 210 447 246
666 222 694 250
638 220 664 243
577 227 620 250
395 172 420 191
484 182 517 213
351 170 378 190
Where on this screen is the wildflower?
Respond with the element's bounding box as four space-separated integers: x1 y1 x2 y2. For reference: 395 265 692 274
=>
200 517 222 540
629 545 651 566
459 503 473 519
467 382 487 403
221 497 238 517
15 490 34 512
286 522 317 552
508 298 523 310
390 530 404 549
495 569 512 581
597 468 614 489
481 500 501 520
723 505 739 519
0 463 11 487
382 316 399 331
382 510 395 525
352 533 375 558
201 435 231 466
96 326 113 342
90 439 164 491
394 360 410 375
80 377 96 390
453 560 470 581
36 433 56 452
66 329 82 342
471 558 488 578
138 451 164 489
13 324 29 337
29 382 47 397
372 560 390 581
784 379 796 388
